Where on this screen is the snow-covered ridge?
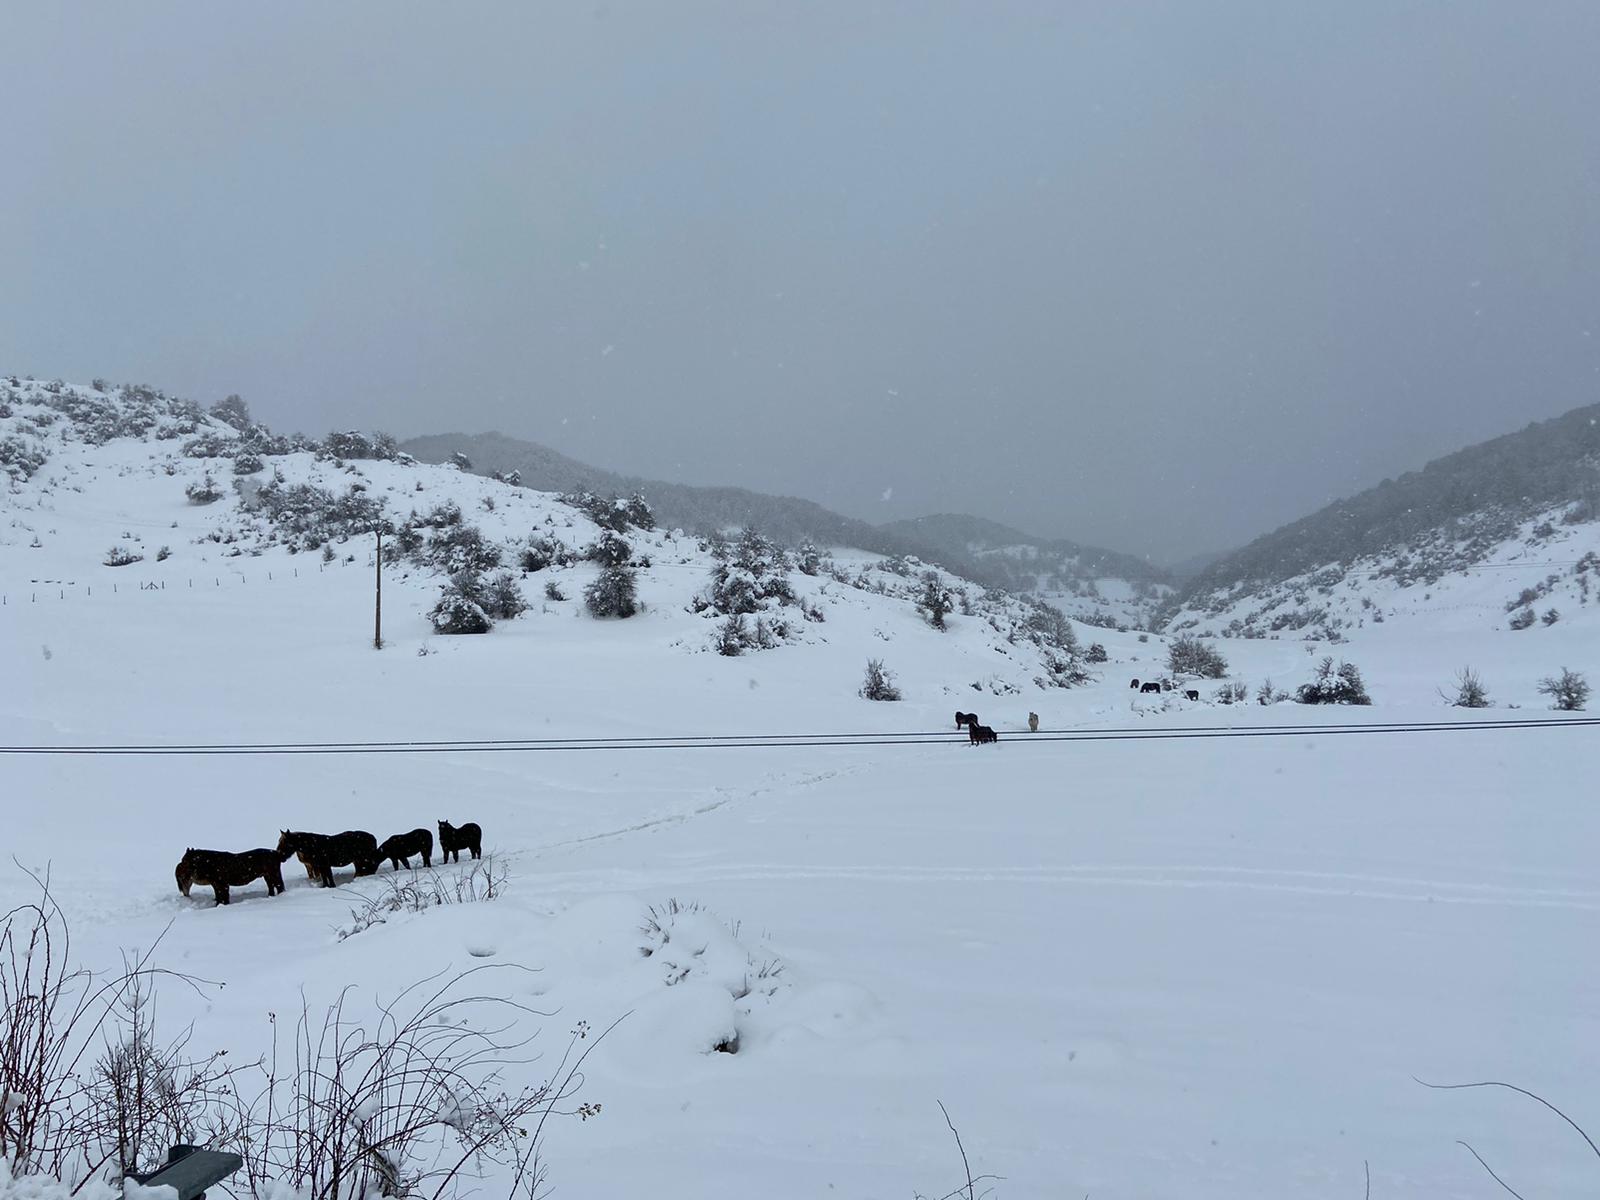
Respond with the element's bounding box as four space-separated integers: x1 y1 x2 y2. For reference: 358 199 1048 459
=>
1 375 1092 699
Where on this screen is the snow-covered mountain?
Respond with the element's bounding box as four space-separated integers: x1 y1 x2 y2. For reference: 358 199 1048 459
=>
1165 402 1600 641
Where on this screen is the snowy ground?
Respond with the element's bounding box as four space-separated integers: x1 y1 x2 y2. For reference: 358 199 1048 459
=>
6 569 1599 1199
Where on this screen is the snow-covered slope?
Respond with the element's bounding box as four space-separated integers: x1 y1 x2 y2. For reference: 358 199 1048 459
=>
5 376 1599 1200
1166 402 1600 640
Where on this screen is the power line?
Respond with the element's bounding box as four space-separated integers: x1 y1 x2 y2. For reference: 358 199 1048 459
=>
2 716 1593 756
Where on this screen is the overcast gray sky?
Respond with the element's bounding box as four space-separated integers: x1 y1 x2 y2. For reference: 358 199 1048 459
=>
3 2 1597 563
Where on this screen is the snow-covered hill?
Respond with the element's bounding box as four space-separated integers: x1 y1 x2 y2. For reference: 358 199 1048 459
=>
1 377 1093 704
1165 402 1600 640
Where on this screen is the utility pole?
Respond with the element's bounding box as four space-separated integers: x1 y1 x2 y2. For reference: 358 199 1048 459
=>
373 528 383 649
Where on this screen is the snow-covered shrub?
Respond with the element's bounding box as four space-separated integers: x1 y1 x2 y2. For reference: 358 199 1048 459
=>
795 541 827 576
0 435 48 481
519 534 567 573
103 545 143 567
585 529 633 568
181 430 235 458
1256 678 1287 705
155 545 171 562
339 856 507 940
1508 606 1536 630
1296 657 1372 705
544 580 566 602
184 474 224 504
1216 680 1249 704
232 452 263 474
449 450 473 471
918 571 953 630
1447 666 1491 708
714 614 747 656
249 480 385 549
422 522 501 574
585 564 639 618
1168 633 1229 678
481 570 528 620
860 658 901 701
1086 642 1109 663
1538 667 1590 711
429 573 494 634
209 393 251 431
1542 607 1561 626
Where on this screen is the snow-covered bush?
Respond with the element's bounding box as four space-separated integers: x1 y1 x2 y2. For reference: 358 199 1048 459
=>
1538 667 1590 711
585 564 639 618
449 450 473 471
1296 657 1372 705
209 393 252 430
519 534 568 573
184 474 224 504
429 573 494 634
231 452 263 475
796 541 827 576
421 522 501 574
0 435 49 481
1542 607 1561 626
1509 606 1536 630
249 480 385 549
860 658 902 701
103 545 143 567
563 489 654 532
1168 633 1229 678
585 529 633 568
1086 642 1109 663
481 570 528 620
918 571 953 630
544 579 566 602
1447 666 1491 708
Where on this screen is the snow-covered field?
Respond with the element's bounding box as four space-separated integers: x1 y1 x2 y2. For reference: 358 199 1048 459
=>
4 382 1599 1197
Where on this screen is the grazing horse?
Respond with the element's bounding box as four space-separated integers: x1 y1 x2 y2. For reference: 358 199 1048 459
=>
1129 678 1141 689
1028 712 1039 732
954 711 979 730
1139 681 1162 694
276 829 381 888
1185 689 1200 701
438 820 483 863
967 723 998 745
176 848 285 906
378 828 434 870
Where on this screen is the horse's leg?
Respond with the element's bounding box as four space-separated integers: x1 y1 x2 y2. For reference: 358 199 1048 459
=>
214 883 229 906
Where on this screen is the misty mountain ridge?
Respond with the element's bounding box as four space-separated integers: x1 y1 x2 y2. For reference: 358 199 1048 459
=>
402 431 1174 627
1166 402 1600 640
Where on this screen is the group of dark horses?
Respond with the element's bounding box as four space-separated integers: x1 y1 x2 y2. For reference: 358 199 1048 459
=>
1130 678 1201 701
175 819 484 906
954 712 999 744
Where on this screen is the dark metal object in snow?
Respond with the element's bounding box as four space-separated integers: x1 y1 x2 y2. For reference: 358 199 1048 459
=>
129 1144 243 1200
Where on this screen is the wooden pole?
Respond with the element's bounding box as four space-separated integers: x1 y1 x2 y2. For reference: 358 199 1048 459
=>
373 528 383 649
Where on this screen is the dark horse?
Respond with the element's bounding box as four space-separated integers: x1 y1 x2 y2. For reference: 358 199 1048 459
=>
1140 681 1162 694
967 723 998 745
176 848 285 906
378 828 434 870
954 711 979 731
438 820 483 863
276 829 381 888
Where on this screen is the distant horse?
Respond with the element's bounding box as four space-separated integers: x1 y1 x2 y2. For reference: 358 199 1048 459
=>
1129 679 1141 689
438 820 483 863
954 711 979 730
378 828 434 870
176 848 285 906
276 829 381 888
1185 690 1200 702
1028 712 1039 732
1139 682 1162 694
967 723 998 745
